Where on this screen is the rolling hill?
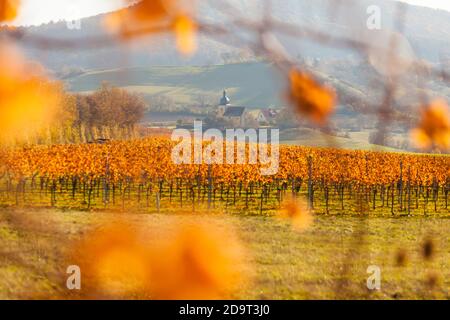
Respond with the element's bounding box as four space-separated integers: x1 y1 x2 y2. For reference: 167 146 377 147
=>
4 0 446 114
66 62 285 108
7 0 450 71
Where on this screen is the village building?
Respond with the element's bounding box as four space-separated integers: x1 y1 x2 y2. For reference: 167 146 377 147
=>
217 90 247 127
213 90 279 128
247 109 278 126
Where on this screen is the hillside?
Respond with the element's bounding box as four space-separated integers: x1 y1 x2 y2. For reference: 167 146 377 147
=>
4 0 446 119
64 60 449 118
66 62 284 107
7 0 450 71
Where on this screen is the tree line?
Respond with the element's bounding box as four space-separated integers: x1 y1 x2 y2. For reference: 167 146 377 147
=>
73 83 146 128
16 83 147 145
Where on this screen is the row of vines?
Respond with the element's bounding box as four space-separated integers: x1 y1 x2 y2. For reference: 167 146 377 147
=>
0 138 449 215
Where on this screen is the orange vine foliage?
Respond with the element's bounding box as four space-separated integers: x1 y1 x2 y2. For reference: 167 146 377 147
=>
1 137 448 187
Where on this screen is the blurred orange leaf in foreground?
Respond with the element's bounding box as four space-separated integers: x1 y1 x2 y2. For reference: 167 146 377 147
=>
70 224 153 297
411 99 450 151
287 68 336 125
278 196 313 232
70 220 246 299
0 43 60 143
104 0 197 55
0 0 20 22
173 15 198 56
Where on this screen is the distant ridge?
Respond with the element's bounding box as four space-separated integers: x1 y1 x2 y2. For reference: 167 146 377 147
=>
8 0 450 71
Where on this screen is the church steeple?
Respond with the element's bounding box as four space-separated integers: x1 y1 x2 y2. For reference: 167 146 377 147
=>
219 90 231 106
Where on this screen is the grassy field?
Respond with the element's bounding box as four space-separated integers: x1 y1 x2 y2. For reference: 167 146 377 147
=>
281 128 400 151
0 208 448 300
66 62 284 107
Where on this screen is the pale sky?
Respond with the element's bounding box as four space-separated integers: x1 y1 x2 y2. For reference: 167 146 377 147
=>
12 0 126 26
10 0 450 26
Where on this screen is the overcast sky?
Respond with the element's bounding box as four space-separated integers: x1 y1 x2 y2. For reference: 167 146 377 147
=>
12 0 126 26
10 0 450 26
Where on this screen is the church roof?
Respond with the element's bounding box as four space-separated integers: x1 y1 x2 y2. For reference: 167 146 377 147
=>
223 106 245 117
219 90 231 106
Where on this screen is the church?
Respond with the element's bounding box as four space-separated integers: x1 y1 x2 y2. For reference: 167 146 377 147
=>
216 90 246 127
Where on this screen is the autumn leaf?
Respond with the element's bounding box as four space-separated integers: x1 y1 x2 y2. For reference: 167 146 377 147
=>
411 99 450 151
104 0 197 55
149 223 246 299
278 196 313 232
0 0 20 22
0 43 60 143
70 223 153 297
69 220 246 299
287 68 336 125
173 15 197 56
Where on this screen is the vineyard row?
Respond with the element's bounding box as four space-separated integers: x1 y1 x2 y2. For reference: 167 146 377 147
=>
0 138 449 215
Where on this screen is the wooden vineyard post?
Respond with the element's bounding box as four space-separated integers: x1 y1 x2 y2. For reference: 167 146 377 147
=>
399 160 403 212
88 180 94 210
15 179 21 206
407 166 411 215
207 164 212 210
415 185 419 209
307 155 313 210
180 184 183 208
433 177 438 213
225 187 229 213
121 184 126 211
245 187 249 210
445 181 449 210
102 151 110 207
146 183 151 208
156 191 160 213
196 174 201 206
372 186 376 211
259 185 266 215
190 183 195 212
391 182 394 215
72 177 77 200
